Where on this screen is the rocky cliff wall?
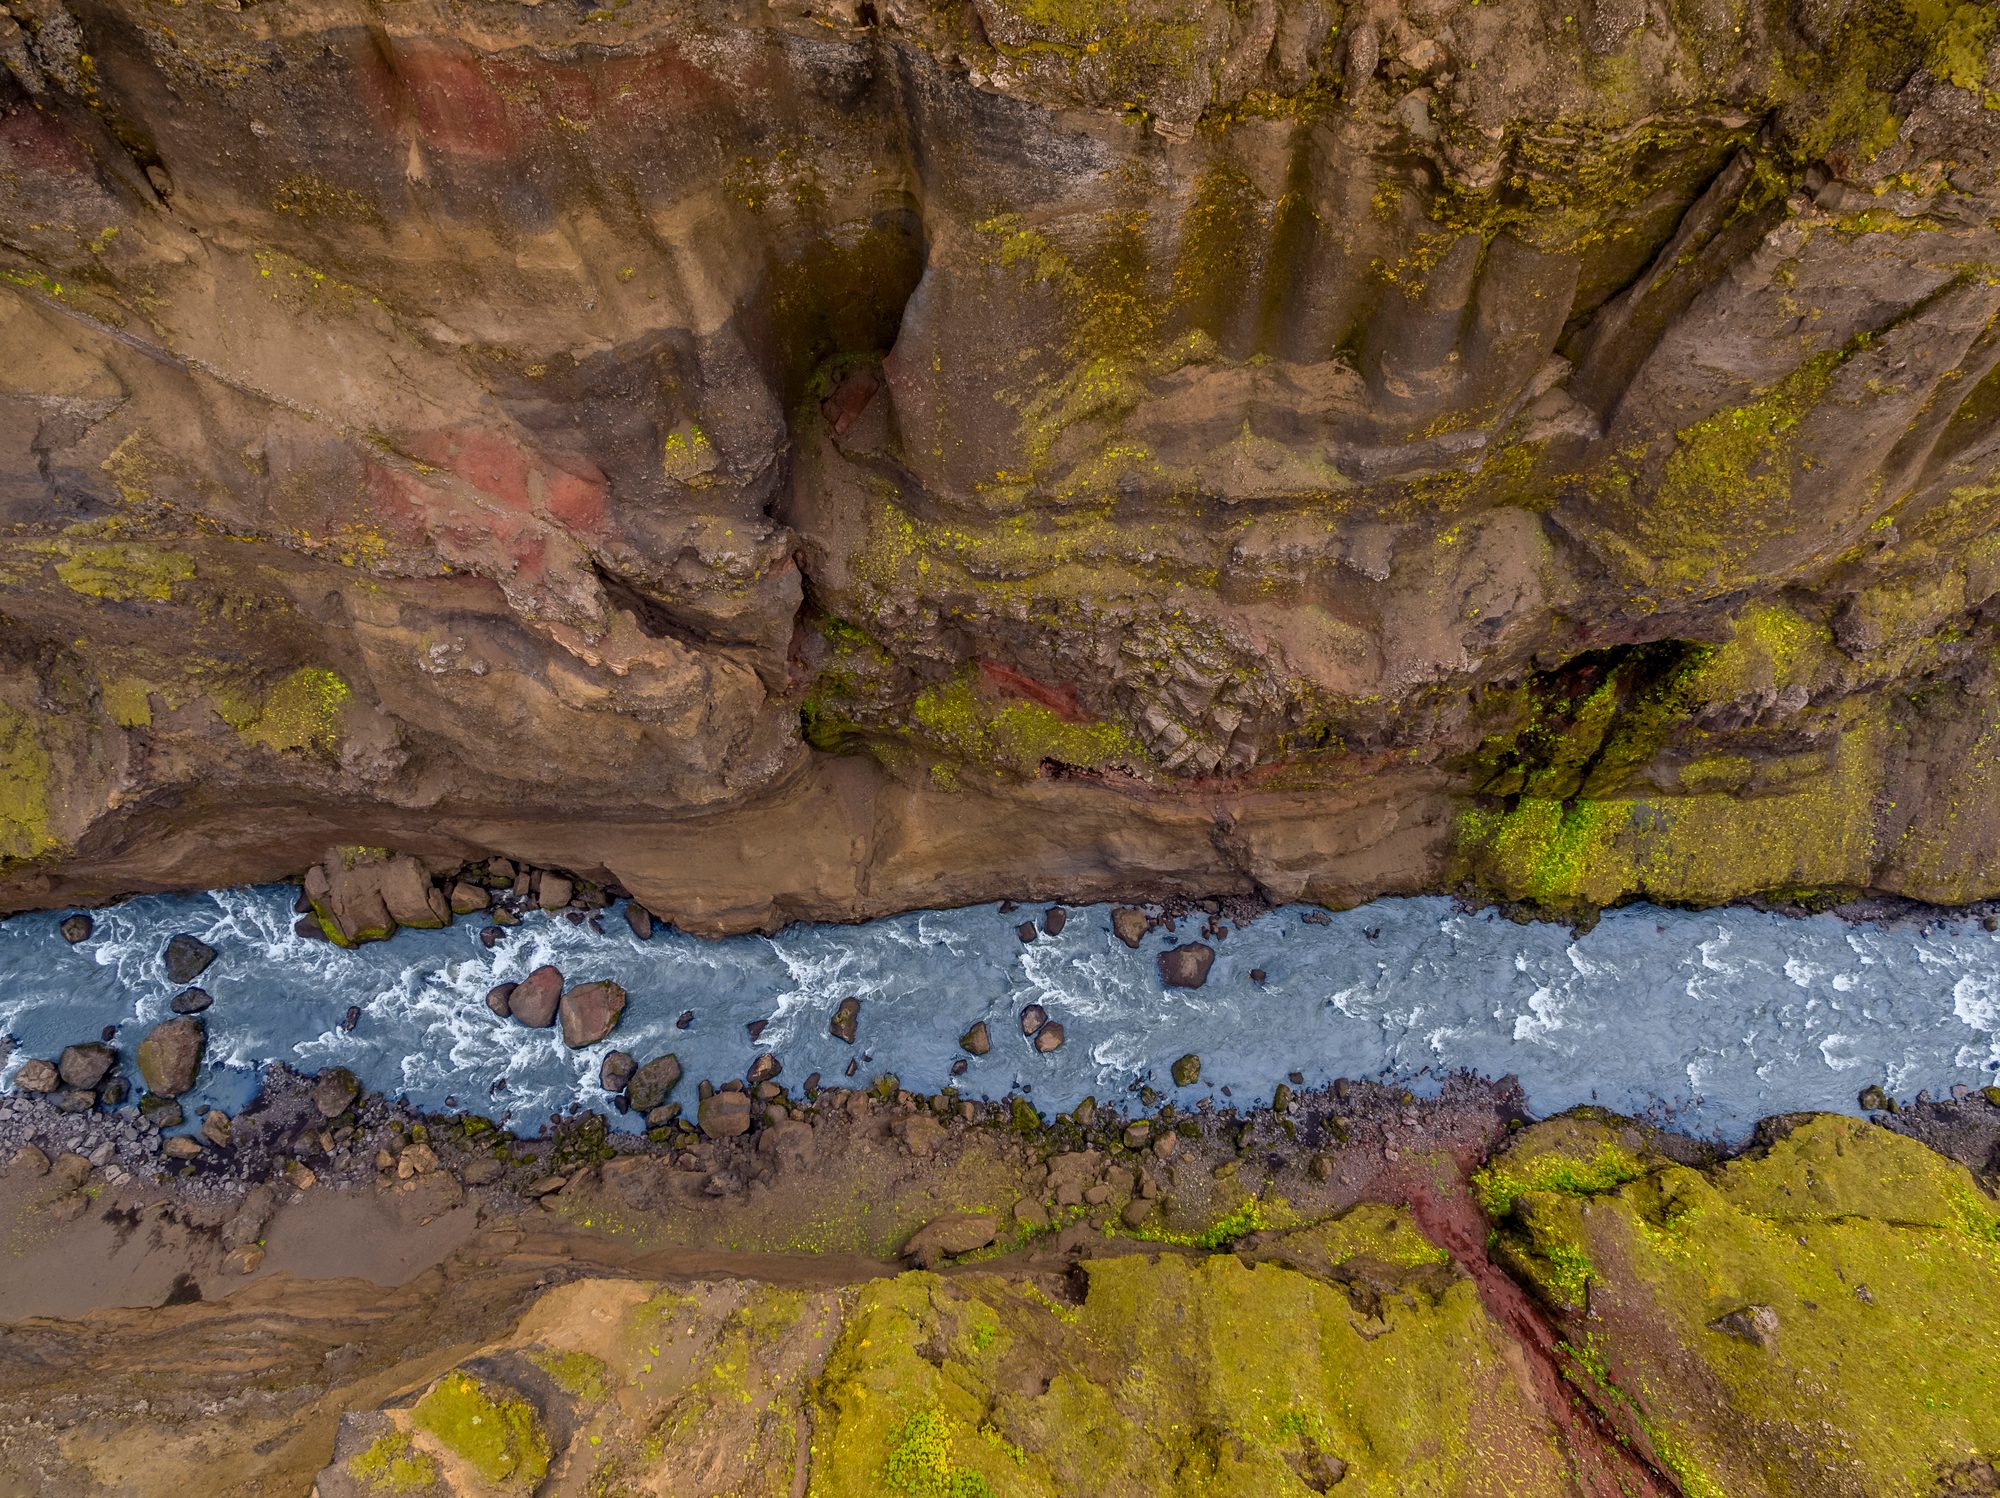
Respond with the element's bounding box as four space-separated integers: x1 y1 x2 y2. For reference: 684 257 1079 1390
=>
2 0 1999 929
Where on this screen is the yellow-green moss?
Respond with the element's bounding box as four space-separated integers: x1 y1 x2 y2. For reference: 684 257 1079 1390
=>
0 704 57 866
53 542 194 602
528 1348 610 1403
346 1430 439 1494
1492 1116 2000 1496
410 1372 550 1490
238 666 351 754
1458 797 1636 907
99 675 154 728
911 673 1143 777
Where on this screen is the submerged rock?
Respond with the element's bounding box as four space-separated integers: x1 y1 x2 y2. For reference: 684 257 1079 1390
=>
58 914 92 944
600 1050 637 1093
959 1022 991 1056
162 934 216 985
1171 1053 1201 1087
170 988 213 1015
1111 909 1149 948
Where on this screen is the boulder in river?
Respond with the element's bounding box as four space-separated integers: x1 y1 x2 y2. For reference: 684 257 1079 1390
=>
959 1022 991 1056
14 1058 58 1093
559 981 627 1047
627 1055 682 1112
1171 1053 1202 1087
170 987 213 1015
509 966 563 1028
136 1017 204 1097
449 881 490 914
748 1052 782 1086
58 913 92 944
1019 1004 1047 1036
1016 920 1037 943
1032 1023 1066 1053
58 1043 117 1091
1111 908 1148 948
1043 906 1067 936
698 1088 752 1139
1158 942 1216 989
830 996 861 1044
162 933 216 985
625 904 654 940
485 981 518 1018
600 1050 637 1092
539 873 574 910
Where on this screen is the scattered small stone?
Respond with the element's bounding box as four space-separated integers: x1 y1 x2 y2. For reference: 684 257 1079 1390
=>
746 1019 769 1042
396 1143 438 1179
341 1005 362 1032
558 980 627 1048
1158 943 1216 989
58 1043 117 1091
285 1161 318 1190
162 933 217 985
998 900 1019 914
830 996 861 1044
1120 1197 1155 1228
136 1017 204 1097
58 913 93 944
225 1244 265 1275
1033 1023 1065 1053
960 1022 991 1056
1171 1054 1201 1087
747 1053 783 1086
449 881 490 914
1111 908 1148 948
1151 1132 1177 1160
645 1104 679 1128
509 966 563 1028
1043 907 1067 936
170 988 213 1015
461 1158 503 1186
1016 921 1037 944
313 1067 360 1119
1301 910 1331 926
1273 1083 1294 1113
627 1055 683 1113
1019 1005 1047 1036
844 1058 859 1077
1123 1121 1153 1149
675 1009 695 1030
526 1174 568 1198
1250 968 1267 983
201 1110 233 1148
14 1058 58 1093
626 904 654 940
52 1088 95 1114
600 1050 637 1093
162 1136 204 1161
950 1058 969 1076
1858 1084 1890 1112
139 1095 184 1128
480 926 505 950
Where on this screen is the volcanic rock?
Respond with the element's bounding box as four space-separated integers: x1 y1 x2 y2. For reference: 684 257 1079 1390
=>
627 1056 683 1113
509 967 563 1028
830 996 861 1044
162 934 216 985
558 981 627 1047
1158 943 1216 989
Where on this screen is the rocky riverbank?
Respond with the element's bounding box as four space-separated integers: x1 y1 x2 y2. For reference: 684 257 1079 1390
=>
1 1046 1998 1496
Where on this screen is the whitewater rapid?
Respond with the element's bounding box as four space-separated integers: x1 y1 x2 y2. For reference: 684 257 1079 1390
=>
2 888 1998 1139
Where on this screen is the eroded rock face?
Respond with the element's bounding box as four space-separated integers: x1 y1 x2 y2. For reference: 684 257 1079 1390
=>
2 0 1999 925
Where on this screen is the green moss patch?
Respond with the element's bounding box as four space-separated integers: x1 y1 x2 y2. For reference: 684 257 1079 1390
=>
346 1430 439 1494
410 1372 550 1491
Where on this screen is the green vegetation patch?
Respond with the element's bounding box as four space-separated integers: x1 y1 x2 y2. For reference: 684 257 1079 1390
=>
527 1348 610 1403
53 542 195 602
346 1430 439 1494
912 672 1143 779
410 1372 550 1491
1490 1115 2000 1496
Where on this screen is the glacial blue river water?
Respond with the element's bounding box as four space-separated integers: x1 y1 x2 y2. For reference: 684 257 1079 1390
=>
3 887 1998 1141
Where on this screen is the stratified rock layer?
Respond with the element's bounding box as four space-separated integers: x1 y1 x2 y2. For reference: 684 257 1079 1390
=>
3 0 2000 927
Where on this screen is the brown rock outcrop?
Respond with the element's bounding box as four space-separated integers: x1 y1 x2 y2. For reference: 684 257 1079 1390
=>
0 0 1996 926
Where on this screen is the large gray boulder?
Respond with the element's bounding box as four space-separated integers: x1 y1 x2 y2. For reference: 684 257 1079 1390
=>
136 1018 204 1098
